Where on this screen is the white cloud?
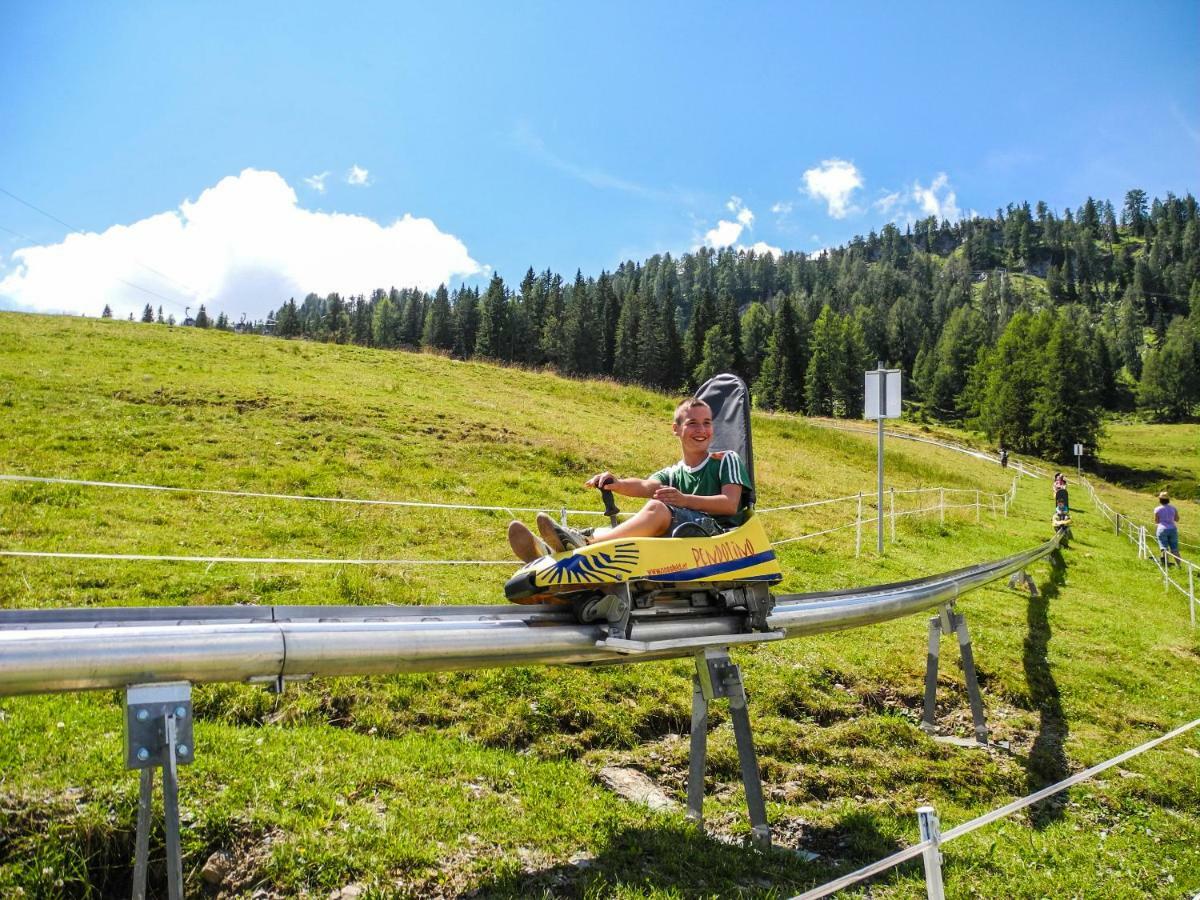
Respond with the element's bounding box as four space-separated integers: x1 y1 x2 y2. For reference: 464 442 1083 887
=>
911 172 960 221
0 169 481 321
703 218 745 248
874 191 902 214
700 196 765 249
740 240 783 258
726 196 754 227
770 201 792 215
304 171 330 194
346 165 371 186
802 158 863 218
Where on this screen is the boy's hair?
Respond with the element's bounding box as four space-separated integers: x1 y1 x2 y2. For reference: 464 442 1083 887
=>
673 397 711 425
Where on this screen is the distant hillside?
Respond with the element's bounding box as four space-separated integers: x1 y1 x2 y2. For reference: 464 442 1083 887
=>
113 189 1199 463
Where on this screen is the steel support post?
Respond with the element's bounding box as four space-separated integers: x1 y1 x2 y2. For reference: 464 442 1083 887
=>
954 610 988 744
686 677 707 824
890 487 896 544
132 770 153 900
921 615 942 734
920 604 987 744
126 682 193 900
855 493 863 558
916 806 946 899
687 649 771 849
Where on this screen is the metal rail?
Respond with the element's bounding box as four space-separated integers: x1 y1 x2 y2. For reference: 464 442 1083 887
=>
0 534 1061 697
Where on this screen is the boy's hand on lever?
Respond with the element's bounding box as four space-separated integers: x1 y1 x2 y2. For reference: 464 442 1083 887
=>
585 472 617 490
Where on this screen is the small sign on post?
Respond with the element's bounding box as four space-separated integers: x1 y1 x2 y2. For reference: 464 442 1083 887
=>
1073 442 1084 476
865 365 902 555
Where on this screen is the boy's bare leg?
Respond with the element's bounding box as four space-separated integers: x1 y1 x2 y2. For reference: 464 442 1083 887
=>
591 499 672 543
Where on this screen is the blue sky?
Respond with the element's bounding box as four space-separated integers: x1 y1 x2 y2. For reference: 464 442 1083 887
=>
1 1 1197 321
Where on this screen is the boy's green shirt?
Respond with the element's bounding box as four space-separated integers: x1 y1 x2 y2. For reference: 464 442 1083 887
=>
649 450 752 526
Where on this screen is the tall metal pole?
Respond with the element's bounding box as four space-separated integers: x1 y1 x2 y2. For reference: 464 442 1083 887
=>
877 368 885 555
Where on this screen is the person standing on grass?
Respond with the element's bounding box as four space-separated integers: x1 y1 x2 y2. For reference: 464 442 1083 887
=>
1154 490 1183 568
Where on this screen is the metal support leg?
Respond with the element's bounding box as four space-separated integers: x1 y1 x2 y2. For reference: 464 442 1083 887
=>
687 676 708 824
921 605 988 744
132 769 153 900
952 609 988 744
921 615 942 733
126 682 193 900
688 649 771 849
162 715 184 900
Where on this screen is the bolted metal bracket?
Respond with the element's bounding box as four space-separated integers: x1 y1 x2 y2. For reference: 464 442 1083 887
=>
125 682 194 770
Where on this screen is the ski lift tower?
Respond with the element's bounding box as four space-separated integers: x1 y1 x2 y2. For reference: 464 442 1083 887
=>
865 363 902 554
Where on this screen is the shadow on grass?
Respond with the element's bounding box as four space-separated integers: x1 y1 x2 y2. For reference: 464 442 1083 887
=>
466 814 907 898
1022 549 1069 827
1098 460 1199 501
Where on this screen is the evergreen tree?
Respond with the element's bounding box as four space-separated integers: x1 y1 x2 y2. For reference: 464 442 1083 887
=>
156 305 165 324
215 311 229 330
141 304 155 323
194 304 210 328
739 302 773 385
371 294 400 348
972 311 1045 452
453 287 480 358
1030 314 1103 460
275 299 301 337
101 304 113 318
693 325 735 385
422 284 454 351
612 289 641 380
1137 318 1199 421
684 289 718 387
400 291 425 347
804 306 841 416
836 314 871 417
475 275 511 359
1122 189 1149 236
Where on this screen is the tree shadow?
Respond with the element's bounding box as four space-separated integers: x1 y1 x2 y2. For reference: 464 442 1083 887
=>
464 814 907 898
1022 549 1069 827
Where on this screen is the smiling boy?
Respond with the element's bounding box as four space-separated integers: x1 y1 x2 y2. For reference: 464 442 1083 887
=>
506 397 753 562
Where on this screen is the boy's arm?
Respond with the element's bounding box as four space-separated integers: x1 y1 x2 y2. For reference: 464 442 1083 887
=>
653 483 742 516
584 472 659 498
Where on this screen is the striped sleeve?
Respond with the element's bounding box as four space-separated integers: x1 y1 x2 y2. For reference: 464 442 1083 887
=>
717 451 750 488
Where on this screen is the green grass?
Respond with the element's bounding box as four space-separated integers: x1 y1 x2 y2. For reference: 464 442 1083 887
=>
1097 420 1200 509
1 312 1199 897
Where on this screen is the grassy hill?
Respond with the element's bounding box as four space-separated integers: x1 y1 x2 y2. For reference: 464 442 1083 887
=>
1 312 1198 898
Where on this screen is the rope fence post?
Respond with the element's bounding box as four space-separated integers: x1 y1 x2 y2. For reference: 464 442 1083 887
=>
916 806 946 899
890 487 896 544
855 492 863 558
939 488 945 526
975 489 980 523
1189 565 1195 630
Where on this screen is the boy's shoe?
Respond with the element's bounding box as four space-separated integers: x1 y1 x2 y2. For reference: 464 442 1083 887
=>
536 512 589 552
508 521 552 563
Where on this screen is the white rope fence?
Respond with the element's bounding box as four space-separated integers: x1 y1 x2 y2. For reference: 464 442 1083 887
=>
0 472 1019 567
792 714 1200 899
1083 477 1197 628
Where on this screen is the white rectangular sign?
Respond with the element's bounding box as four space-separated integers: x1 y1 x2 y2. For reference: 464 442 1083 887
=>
1073 443 1084 456
864 369 901 419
